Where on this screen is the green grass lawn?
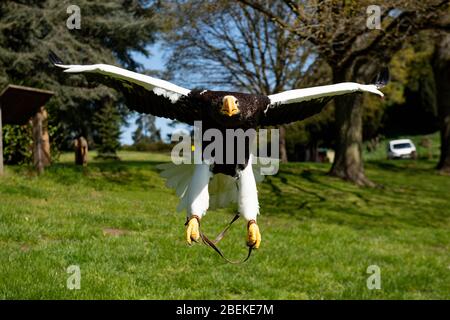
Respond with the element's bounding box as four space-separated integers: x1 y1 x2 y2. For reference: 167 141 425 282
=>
0 150 449 299
362 132 441 162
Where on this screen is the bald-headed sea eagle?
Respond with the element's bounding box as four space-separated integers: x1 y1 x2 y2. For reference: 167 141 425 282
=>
50 51 388 251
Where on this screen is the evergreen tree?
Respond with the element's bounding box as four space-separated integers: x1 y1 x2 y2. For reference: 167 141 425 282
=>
93 98 121 159
132 114 161 144
132 126 144 145
0 0 158 158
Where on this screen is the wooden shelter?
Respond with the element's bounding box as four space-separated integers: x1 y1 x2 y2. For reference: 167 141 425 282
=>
0 85 54 175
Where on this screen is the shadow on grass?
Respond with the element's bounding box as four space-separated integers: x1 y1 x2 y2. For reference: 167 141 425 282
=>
5 158 448 231
0 183 47 199
45 160 169 190
367 159 438 175
260 163 449 230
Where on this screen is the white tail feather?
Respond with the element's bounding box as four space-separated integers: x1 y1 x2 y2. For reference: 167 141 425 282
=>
157 160 267 213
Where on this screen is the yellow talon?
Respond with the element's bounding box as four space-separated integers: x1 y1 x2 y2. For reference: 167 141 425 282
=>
247 220 261 249
186 216 200 245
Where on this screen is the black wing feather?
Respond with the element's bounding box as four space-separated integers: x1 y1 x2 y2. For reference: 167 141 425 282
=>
260 96 333 127
49 51 202 125
85 73 201 124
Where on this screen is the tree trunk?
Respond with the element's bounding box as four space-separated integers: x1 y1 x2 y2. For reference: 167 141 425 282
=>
329 69 374 186
279 125 288 163
31 107 51 175
32 108 44 175
40 107 51 166
433 34 450 173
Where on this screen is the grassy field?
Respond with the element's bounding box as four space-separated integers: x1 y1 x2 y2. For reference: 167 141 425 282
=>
362 132 440 161
0 149 449 299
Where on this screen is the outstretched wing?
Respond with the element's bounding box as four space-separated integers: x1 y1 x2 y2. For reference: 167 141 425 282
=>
260 69 389 126
49 51 201 124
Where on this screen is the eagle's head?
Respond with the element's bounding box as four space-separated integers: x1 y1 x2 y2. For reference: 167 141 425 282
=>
221 95 240 117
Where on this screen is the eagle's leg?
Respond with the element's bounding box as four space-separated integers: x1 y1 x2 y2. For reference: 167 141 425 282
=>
238 160 261 249
186 163 212 245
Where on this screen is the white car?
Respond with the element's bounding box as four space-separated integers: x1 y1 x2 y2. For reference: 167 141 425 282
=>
387 139 417 159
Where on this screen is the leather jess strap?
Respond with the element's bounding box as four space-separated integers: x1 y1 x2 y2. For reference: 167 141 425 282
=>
191 214 253 264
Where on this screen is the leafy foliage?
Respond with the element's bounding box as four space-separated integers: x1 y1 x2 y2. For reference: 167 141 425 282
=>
2 124 33 165
0 0 158 156
374 32 439 137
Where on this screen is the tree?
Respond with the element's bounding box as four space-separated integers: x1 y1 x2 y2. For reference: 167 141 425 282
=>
379 32 439 138
0 0 157 156
238 0 449 185
433 33 450 173
92 97 122 159
162 0 314 162
133 114 161 144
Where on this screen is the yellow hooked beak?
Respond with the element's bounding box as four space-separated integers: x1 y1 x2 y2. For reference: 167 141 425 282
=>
221 96 240 117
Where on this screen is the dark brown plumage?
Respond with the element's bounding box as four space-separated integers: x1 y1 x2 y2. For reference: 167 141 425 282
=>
50 51 387 177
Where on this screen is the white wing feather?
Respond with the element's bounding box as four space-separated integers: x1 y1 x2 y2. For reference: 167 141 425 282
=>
54 63 190 102
268 82 383 106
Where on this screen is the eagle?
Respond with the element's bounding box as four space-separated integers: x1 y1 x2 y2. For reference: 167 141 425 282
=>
50 51 388 251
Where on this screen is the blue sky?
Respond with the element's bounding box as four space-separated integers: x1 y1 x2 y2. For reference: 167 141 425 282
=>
120 44 186 144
